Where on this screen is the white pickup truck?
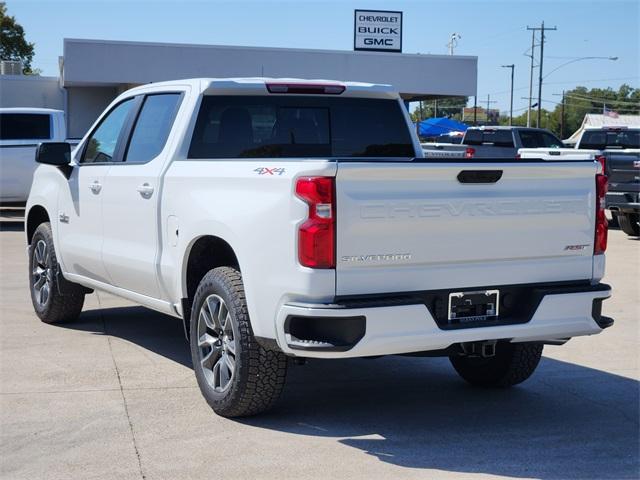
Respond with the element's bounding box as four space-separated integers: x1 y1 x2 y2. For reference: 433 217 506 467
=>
0 108 77 205
26 78 613 417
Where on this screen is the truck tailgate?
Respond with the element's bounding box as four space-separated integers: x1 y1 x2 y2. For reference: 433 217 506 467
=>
335 160 597 296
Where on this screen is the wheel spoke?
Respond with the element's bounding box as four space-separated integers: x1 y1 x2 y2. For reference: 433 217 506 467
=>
34 274 46 290
223 351 235 377
198 333 214 348
34 241 45 265
39 283 49 305
199 308 216 333
201 346 220 370
206 296 223 332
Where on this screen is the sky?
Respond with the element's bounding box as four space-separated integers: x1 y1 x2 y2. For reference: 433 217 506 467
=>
7 0 640 114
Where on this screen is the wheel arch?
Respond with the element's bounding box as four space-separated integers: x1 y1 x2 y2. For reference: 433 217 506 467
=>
26 205 50 244
180 235 240 339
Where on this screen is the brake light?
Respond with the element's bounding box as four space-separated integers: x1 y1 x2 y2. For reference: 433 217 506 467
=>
295 177 335 268
266 83 345 95
465 147 475 159
595 154 606 173
594 173 608 255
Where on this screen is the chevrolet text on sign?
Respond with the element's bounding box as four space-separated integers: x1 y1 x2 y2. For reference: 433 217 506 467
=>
354 10 402 52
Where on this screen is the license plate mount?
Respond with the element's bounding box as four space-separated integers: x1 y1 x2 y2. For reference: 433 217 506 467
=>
448 290 500 324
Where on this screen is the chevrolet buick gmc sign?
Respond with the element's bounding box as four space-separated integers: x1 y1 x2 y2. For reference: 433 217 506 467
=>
354 10 402 52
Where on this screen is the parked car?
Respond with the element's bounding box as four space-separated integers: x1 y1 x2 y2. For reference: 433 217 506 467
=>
422 126 563 159
26 78 612 417
575 126 640 236
0 108 78 205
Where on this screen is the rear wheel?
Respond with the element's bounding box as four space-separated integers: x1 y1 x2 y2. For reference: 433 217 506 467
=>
618 213 640 237
449 342 543 387
28 222 85 324
190 267 287 417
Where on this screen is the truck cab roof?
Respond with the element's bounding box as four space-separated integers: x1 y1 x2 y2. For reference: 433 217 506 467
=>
125 77 400 100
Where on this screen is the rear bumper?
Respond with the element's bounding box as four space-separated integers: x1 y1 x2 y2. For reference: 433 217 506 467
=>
273 283 612 358
606 191 640 213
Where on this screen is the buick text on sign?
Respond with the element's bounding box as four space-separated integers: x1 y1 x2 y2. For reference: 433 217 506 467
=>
354 10 402 52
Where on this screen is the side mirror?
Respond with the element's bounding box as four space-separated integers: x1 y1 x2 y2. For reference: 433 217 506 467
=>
35 142 71 166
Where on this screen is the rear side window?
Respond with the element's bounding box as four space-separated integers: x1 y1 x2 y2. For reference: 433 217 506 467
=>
464 129 514 147
125 93 182 163
188 96 414 158
579 130 640 149
0 113 51 140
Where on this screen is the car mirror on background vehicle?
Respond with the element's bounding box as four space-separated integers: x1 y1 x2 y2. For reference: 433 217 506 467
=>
35 142 71 166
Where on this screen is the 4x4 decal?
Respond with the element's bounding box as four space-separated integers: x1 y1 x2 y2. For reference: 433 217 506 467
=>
254 167 286 176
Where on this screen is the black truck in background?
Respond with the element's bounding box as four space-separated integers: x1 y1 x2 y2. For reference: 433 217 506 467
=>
576 127 640 236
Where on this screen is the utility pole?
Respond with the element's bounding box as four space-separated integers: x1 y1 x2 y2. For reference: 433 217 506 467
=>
473 96 477 125
486 94 497 125
501 64 515 125
526 29 536 127
434 99 438 117
528 22 557 127
560 90 565 138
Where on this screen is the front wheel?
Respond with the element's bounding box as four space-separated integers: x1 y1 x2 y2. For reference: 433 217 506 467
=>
449 342 543 387
190 267 287 417
28 222 85 324
618 213 640 237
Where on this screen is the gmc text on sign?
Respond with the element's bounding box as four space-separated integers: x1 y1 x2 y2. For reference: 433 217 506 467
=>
354 10 403 52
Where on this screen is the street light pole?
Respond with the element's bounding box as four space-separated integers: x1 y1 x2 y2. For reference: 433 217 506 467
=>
502 64 515 125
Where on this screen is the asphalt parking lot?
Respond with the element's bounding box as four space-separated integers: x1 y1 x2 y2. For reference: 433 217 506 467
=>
0 209 638 480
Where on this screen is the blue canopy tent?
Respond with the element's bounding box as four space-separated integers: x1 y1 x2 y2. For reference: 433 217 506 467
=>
418 117 469 137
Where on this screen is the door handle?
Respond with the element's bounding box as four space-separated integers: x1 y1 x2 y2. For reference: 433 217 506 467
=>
457 170 503 184
89 181 102 194
137 183 154 199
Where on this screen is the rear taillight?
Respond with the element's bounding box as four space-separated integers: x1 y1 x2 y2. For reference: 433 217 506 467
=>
295 177 335 268
595 173 608 255
465 147 475 159
266 83 345 95
596 154 606 173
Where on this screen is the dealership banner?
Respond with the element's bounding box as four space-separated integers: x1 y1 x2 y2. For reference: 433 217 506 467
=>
354 10 402 52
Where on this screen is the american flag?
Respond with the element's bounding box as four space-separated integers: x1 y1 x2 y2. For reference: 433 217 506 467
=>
603 106 619 118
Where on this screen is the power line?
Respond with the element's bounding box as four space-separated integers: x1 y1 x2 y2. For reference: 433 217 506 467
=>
561 93 640 106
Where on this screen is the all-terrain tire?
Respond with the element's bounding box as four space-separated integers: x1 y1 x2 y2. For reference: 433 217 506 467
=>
28 222 85 324
449 342 543 387
190 267 287 417
618 213 640 237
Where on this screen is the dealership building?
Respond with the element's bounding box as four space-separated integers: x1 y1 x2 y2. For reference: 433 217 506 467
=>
1 38 477 138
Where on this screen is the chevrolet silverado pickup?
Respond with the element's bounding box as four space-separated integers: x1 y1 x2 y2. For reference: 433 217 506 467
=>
575 126 640 236
422 126 563 159
26 78 613 417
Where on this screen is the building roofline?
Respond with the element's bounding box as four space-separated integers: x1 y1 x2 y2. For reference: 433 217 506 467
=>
63 37 478 61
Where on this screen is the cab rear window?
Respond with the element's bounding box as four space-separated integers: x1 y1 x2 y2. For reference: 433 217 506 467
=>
464 129 514 147
579 130 640 149
188 96 415 158
0 113 51 140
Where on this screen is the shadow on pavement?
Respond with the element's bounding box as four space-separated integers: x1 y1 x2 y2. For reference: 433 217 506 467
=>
63 305 640 479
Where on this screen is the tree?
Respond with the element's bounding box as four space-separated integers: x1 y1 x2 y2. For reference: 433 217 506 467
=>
411 97 468 122
0 2 35 74
499 84 640 138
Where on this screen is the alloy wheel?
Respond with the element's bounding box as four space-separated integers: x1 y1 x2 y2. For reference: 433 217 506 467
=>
197 294 238 392
32 239 52 307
